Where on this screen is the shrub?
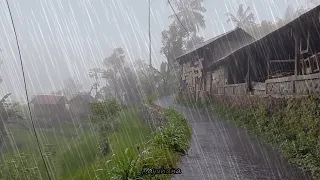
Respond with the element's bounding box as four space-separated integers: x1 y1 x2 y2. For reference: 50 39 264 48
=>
87 108 192 180
152 109 192 155
89 99 123 154
144 94 158 104
89 99 122 123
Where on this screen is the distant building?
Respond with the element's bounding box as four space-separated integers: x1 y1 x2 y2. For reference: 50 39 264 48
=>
30 95 68 118
69 93 98 118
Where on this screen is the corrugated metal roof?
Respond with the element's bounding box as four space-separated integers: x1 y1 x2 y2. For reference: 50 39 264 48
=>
176 27 248 60
70 94 98 103
208 4 320 69
30 95 66 105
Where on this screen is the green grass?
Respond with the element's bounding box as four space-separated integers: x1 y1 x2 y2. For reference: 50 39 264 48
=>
64 107 192 180
0 119 98 180
62 108 153 180
0 102 192 180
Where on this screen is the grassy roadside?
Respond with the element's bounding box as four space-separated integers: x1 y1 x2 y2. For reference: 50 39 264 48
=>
66 107 192 180
176 96 320 179
62 108 153 180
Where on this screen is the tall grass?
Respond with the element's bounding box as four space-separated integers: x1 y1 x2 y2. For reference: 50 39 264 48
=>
65 107 192 180
62 108 153 180
0 119 97 180
0 103 192 180
57 133 99 179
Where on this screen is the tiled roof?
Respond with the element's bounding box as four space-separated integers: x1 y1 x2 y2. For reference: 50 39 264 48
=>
30 95 66 105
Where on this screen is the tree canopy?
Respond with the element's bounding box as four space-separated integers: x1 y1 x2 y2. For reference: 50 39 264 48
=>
226 4 255 30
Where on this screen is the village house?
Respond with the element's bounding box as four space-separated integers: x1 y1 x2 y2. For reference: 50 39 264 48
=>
177 5 320 100
69 93 98 118
30 94 69 119
176 27 255 101
207 5 320 96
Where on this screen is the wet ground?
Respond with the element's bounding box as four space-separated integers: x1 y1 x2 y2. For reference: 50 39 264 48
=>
154 95 313 180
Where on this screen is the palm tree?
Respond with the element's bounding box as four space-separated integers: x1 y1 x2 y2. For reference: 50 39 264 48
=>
168 0 206 34
226 4 255 30
276 5 308 27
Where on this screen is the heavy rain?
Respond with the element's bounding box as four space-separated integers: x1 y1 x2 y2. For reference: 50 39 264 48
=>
0 0 319 179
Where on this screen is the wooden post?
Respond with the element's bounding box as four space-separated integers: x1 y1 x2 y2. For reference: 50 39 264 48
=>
293 26 302 94
203 70 207 92
294 28 301 76
209 70 213 94
247 54 251 95
267 59 270 80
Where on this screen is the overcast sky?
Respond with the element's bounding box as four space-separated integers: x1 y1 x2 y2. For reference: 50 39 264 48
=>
0 0 317 102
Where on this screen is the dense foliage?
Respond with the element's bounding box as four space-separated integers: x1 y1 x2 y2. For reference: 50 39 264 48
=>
152 108 192 155
89 99 123 155
78 105 192 180
106 108 191 180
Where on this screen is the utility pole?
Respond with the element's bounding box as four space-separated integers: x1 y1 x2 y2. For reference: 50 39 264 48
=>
148 0 152 68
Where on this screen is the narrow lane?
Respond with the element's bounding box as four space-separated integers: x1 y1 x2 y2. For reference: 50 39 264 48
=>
155 96 313 180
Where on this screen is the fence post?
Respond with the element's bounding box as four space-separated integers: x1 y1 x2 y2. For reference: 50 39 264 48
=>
292 77 296 94
265 81 268 95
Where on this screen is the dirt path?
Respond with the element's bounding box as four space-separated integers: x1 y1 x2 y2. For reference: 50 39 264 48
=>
154 96 313 180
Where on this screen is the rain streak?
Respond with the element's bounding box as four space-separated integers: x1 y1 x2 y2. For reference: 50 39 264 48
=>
0 0 319 180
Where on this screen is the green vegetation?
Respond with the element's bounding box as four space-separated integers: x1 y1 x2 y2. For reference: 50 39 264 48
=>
145 90 173 105
0 120 98 180
63 108 153 180
177 95 320 179
145 94 158 104
0 99 192 180
65 106 192 180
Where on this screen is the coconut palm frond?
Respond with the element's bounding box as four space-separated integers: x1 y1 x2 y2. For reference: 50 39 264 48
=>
243 13 255 23
243 6 251 18
168 0 206 33
226 13 240 24
193 12 206 29
237 4 245 19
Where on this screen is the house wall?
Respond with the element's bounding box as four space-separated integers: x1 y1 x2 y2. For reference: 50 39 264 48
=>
33 104 66 118
180 58 205 101
70 98 91 116
181 59 203 87
211 66 227 94
205 72 211 92
70 103 89 115
266 73 320 95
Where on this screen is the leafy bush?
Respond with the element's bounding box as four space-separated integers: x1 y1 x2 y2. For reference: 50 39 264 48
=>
89 99 122 123
152 109 192 155
76 107 192 180
89 99 123 154
106 108 191 179
144 94 158 104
